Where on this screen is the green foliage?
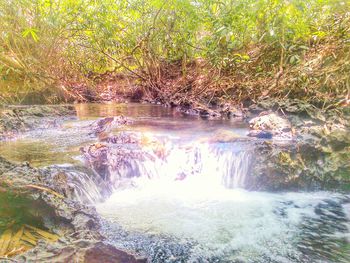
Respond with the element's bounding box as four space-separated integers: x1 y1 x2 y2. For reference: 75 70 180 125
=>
22 28 39 42
0 0 349 103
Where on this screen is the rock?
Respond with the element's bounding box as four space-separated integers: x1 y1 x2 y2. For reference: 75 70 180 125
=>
100 131 140 144
81 144 152 185
81 132 172 186
206 130 242 143
248 113 292 139
175 105 222 119
324 129 350 151
80 143 110 180
199 109 221 119
0 156 145 262
89 116 132 136
45 165 110 203
0 105 76 140
0 156 102 235
17 241 146 263
248 134 350 191
220 103 245 118
248 130 273 139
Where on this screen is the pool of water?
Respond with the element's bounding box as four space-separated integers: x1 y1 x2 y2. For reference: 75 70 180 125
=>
97 182 350 262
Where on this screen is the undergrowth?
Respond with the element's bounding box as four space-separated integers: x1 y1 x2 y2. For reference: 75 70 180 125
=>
0 0 349 108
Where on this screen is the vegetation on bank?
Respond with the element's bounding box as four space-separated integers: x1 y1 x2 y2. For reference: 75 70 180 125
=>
0 0 349 107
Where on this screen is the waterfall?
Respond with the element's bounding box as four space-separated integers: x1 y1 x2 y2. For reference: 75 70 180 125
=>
47 166 108 204
107 141 252 190
77 136 253 204
66 169 105 203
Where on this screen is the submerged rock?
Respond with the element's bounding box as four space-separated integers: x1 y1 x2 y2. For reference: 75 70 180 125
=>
205 129 242 143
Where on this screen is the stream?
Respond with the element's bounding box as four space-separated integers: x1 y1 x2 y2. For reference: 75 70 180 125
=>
1 103 349 263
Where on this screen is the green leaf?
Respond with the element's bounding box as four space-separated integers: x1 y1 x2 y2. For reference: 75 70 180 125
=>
21 28 39 42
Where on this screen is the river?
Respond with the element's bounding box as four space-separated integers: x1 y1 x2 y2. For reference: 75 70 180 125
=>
0 103 349 262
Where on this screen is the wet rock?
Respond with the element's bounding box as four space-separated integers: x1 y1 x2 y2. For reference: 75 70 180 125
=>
323 129 350 151
199 108 221 119
100 131 140 144
17 241 146 263
249 136 350 191
89 116 132 136
248 130 273 139
249 98 326 120
206 130 242 143
219 103 245 118
173 102 245 120
0 156 102 235
0 105 76 140
175 105 222 119
0 156 144 262
248 142 315 191
44 165 110 203
81 132 173 187
81 143 110 180
175 106 201 117
248 113 293 139
296 123 350 188
81 140 154 186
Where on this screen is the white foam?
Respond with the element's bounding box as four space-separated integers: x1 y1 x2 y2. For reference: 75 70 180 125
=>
97 178 346 261
107 142 252 190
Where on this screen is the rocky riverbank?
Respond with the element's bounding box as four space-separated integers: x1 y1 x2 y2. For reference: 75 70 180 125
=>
0 156 146 262
0 105 147 262
247 99 350 191
0 105 76 140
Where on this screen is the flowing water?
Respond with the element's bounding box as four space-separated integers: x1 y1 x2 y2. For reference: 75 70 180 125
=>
1 103 349 262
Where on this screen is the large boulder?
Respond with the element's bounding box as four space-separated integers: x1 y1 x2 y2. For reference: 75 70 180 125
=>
249 132 350 191
248 113 293 139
